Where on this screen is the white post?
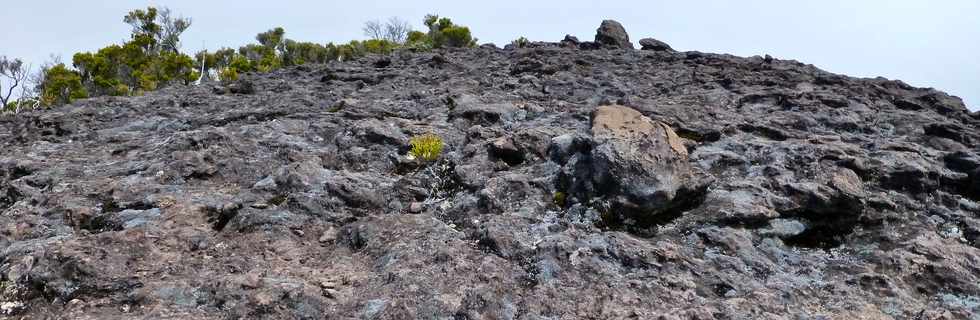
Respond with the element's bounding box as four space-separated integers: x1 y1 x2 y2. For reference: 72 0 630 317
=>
195 42 206 86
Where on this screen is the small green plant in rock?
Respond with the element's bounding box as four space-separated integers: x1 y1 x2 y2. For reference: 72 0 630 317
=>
512 37 530 48
0 279 12 300
409 133 444 162
553 191 567 207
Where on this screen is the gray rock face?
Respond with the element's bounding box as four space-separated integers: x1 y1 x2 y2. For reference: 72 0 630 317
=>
594 20 633 49
1 38 979 319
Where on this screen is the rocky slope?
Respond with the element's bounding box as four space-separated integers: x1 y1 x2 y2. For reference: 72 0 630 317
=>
2 22 980 319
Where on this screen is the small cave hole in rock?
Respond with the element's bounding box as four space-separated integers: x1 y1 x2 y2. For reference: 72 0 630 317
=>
781 209 858 250
598 186 709 237
80 214 123 233
0 186 23 212
674 127 721 143
205 205 241 232
712 282 736 297
489 147 525 167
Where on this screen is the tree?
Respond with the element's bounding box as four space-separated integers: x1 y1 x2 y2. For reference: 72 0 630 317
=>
363 20 384 41
70 6 197 98
11 65 41 113
158 7 192 53
256 27 286 51
239 43 278 72
384 17 412 44
245 27 287 71
124 7 162 53
122 6 191 54
363 17 412 43
0 56 31 108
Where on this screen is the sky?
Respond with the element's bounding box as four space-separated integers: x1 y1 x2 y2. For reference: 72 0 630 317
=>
2 0 978 111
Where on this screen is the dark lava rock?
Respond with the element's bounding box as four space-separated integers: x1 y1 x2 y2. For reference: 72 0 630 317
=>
559 34 580 49
488 136 525 166
372 57 392 68
594 20 633 49
639 37 673 52
1 32 979 319
227 79 255 94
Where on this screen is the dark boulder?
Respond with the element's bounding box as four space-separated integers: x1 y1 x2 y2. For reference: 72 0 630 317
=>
594 20 633 49
488 136 525 166
373 57 392 68
559 35 580 48
944 151 980 173
639 38 673 52
227 79 256 94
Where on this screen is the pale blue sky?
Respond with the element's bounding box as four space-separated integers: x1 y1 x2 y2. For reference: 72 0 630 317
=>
2 0 977 110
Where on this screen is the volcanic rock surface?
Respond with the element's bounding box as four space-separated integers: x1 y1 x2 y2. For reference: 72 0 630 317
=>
2 25 980 319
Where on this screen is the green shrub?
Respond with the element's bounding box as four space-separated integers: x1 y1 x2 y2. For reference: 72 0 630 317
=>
403 38 434 52
512 37 530 48
40 64 88 106
219 68 239 82
440 26 476 48
112 83 131 96
194 15 478 86
553 191 567 207
363 39 398 54
336 41 361 61
409 134 444 161
407 14 477 49
407 30 428 43
282 40 334 66
228 54 254 73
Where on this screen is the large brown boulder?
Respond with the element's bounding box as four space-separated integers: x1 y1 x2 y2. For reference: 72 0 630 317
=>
567 105 711 230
